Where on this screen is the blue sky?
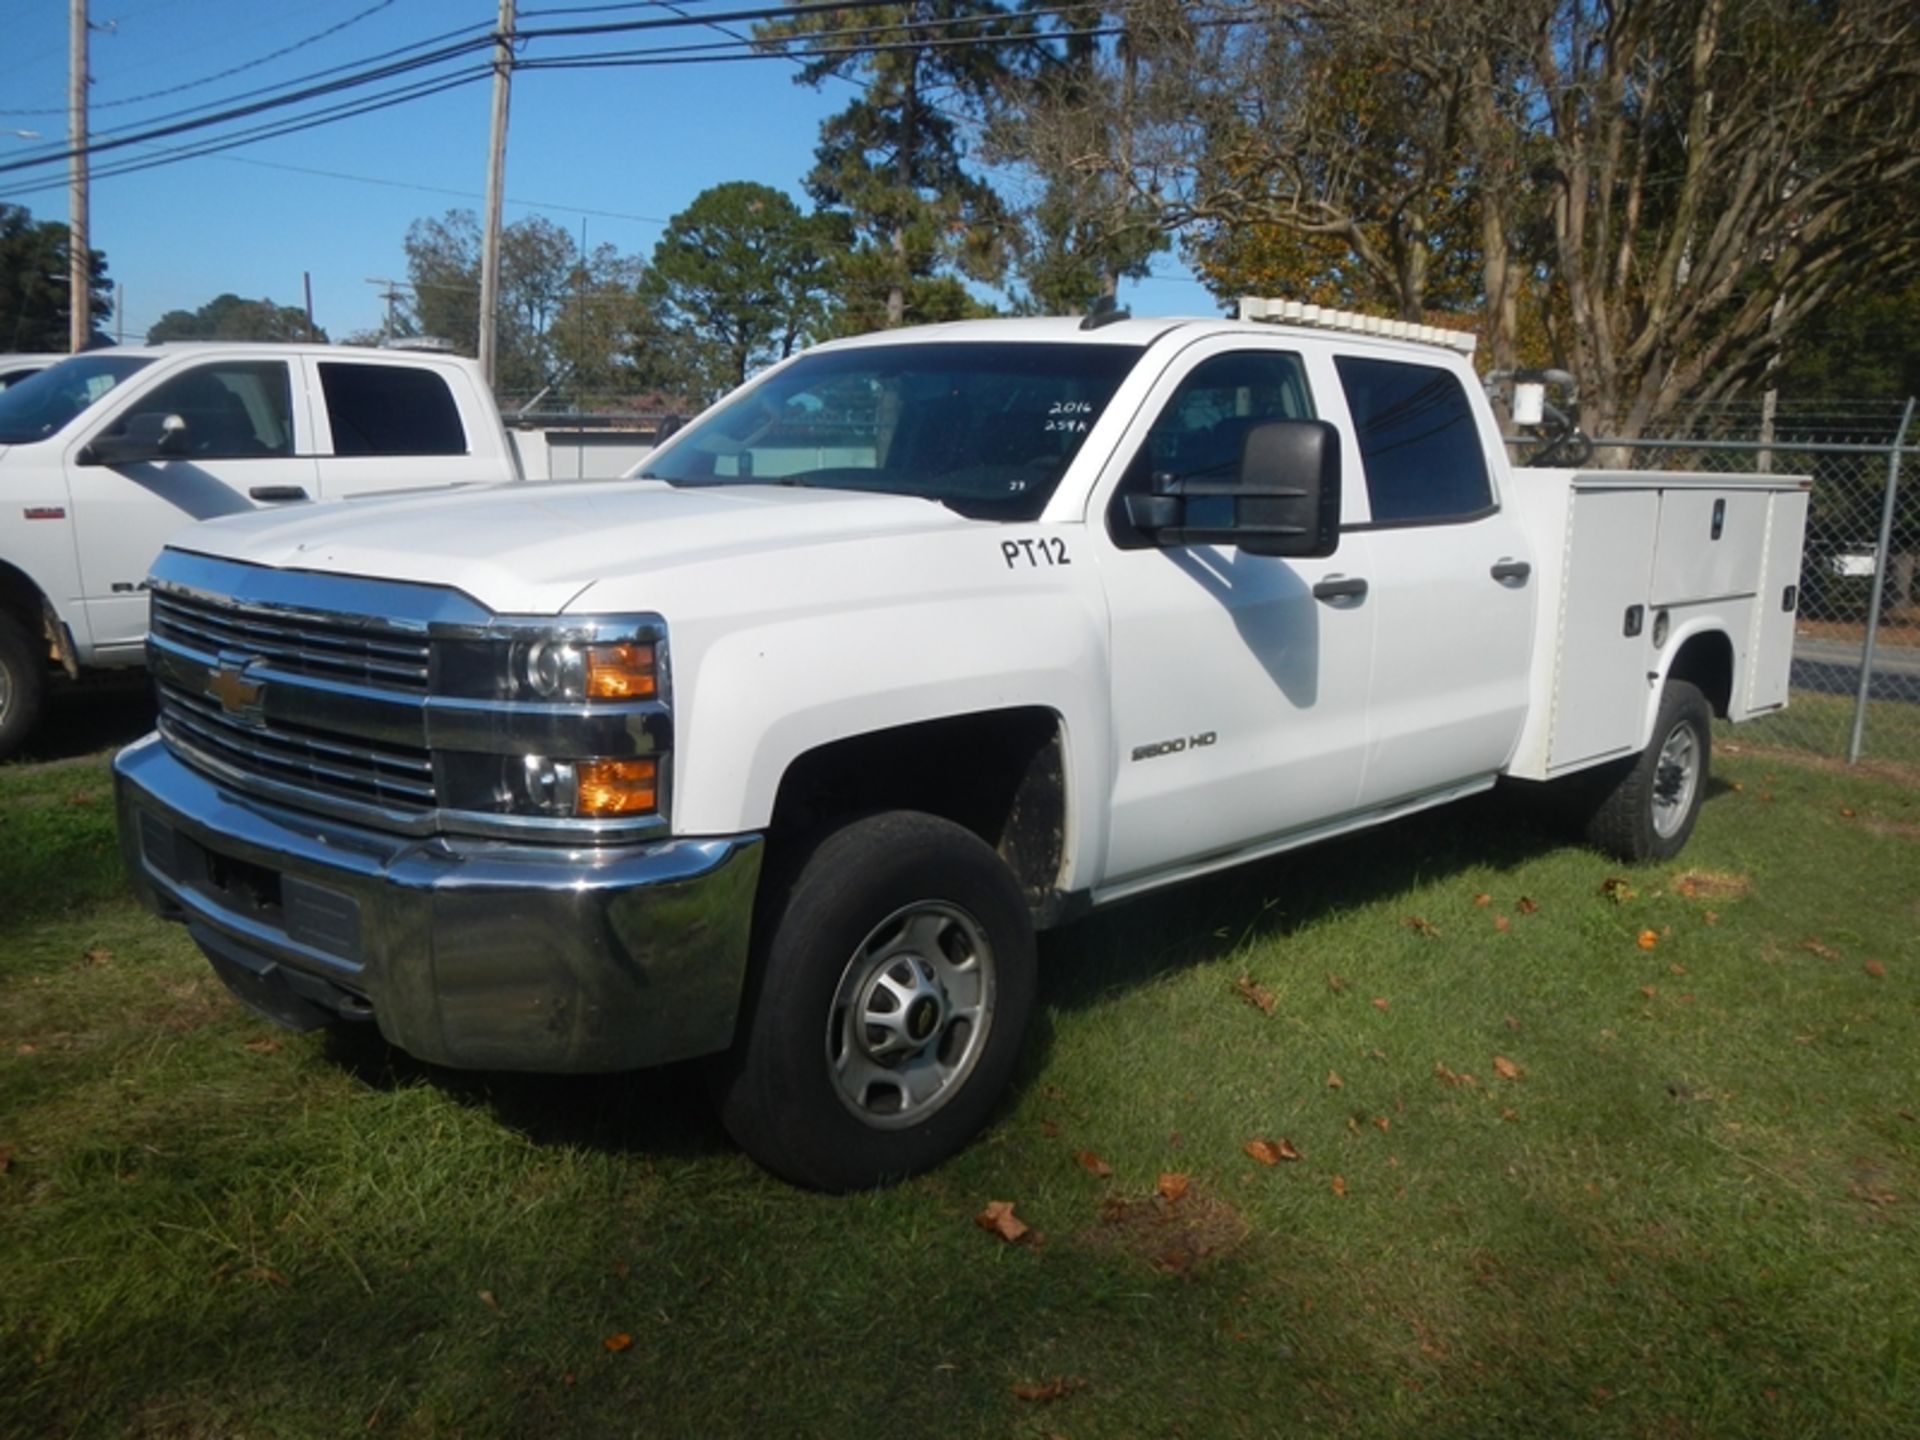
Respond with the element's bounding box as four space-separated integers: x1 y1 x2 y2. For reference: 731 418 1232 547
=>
0 0 1216 344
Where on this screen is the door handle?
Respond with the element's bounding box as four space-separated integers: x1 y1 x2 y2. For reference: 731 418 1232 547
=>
249 485 310 502
1312 576 1369 603
1490 559 1532 584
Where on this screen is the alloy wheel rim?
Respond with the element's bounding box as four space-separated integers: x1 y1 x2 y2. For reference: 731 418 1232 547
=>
826 900 995 1130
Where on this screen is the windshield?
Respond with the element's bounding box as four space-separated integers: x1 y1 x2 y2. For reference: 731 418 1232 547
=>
640 341 1142 521
0 355 154 445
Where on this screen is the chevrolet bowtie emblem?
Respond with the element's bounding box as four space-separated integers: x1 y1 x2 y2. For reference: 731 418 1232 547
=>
206 661 265 718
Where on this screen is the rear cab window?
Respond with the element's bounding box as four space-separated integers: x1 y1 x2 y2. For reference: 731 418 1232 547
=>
319 363 468 456
1334 355 1492 526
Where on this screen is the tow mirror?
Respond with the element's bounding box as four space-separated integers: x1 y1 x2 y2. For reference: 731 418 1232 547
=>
1123 418 1341 557
81 412 187 466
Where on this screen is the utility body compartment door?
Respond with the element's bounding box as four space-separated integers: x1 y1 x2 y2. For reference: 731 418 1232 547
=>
1651 488 1769 604
1548 488 1660 769
1742 488 1810 715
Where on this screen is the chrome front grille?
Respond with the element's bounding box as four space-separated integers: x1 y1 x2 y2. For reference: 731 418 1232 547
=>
157 679 436 813
151 587 430 694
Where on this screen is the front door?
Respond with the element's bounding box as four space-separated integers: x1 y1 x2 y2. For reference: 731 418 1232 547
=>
65 359 317 656
1094 341 1376 890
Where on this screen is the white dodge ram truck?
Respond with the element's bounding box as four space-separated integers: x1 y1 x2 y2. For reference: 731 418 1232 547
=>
0 343 520 757
112 307 1809 1189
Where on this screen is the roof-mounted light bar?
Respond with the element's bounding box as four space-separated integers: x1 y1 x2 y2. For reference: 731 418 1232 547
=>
1236 296 1478 356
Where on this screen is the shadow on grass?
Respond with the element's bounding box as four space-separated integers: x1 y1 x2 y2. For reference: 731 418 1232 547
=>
319 1023 733 1162
1035 783 1602 1016
6 682 155 766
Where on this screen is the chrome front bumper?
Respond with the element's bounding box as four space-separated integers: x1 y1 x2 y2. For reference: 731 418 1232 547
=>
113 734 763 1072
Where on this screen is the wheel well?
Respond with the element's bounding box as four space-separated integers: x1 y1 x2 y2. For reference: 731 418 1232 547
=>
1666 629 1734 718
0 561 46 634
769 708 1068 910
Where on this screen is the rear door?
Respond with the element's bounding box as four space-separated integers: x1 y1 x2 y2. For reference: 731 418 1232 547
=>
64 357 317 657
307 358 491 497
1327 354 1536 808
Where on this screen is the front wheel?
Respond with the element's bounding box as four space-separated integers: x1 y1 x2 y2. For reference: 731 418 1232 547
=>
1583 678 1711 862
710 811 1036 1191
0 612 47 763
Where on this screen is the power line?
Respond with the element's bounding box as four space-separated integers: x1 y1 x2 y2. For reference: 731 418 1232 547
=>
0 0 400 116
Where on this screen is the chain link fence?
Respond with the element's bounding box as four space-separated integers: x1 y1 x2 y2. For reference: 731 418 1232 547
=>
1540 400 1919 769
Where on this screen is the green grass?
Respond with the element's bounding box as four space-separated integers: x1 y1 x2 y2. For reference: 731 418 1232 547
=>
3 719 1918 1438
1731 686 1920 769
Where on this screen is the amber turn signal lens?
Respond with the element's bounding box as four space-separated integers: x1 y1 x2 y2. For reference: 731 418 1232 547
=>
574 758 657 816
585 642 656 699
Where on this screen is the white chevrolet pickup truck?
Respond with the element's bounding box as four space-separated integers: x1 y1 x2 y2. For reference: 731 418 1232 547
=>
112 306 1810 1189
0 343 521 757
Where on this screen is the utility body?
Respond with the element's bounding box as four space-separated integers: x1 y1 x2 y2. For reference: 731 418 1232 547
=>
112 310 1809 1188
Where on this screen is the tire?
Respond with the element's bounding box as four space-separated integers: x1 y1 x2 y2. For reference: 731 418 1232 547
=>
710 811 1037 1191
0 612 47 763
1584 679 1711 863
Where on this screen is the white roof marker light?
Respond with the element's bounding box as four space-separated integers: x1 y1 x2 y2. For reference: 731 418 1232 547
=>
1236 296 1479 356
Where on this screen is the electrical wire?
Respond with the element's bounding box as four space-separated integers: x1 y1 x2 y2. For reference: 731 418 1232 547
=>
0 0 401 117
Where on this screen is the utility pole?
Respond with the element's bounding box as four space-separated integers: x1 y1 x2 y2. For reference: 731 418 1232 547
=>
477 0 516 388
68 0 90 353
303 271 316 341
366 278 404 343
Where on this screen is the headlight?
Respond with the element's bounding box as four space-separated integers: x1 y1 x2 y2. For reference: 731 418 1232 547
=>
429 615 670 828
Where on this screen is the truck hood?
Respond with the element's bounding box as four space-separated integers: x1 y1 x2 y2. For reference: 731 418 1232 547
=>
169 480 973 613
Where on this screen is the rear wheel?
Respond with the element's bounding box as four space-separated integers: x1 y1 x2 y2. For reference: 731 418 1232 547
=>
0 612 47 762
1583 678 1711 862
710 811 1036 1191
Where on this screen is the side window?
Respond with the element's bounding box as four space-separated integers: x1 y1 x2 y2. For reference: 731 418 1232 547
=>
1334 356 1491 525
117 361 294 459
320 363 468 457
1110 349 1314 543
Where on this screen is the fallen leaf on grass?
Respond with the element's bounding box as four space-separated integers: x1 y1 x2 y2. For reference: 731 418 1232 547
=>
243 1038 281 1054
1840 806 1856 818
1600 877 1637 903
1640 985 1658 999
1516 896 1539 915
1243 1139 1288 1165
15 1044 35 1055
1802 939 1843 961
1157 1172 1190 1204
82 947 112 966
238 1266 288 1287
1865 960 1887 979
1473 892 1492 907
1012 1376 1085 1403
1494 915 1511 932
1501 1107 1518 1122
1372 996 1390 1010
1405 916 1441 938
602 1333 633 1353
1434 1062 1475 1087
1330 1174 1347 1197
1493 1055 1521 1081
1074 1151 1113 1178
1372 1116 1390 1132
1637 930 1659 950
1730 781 1746 793
1039 1120 1060 1139
975 1201 1031 1243
1704 911 1719 925
478 1290 505 1316
1504 1015 1522 1031
1325 972 1348 993
1233 973 1277 1015
1670 963 1689 976
1326 1069 1344 1090
0 1146 13 1175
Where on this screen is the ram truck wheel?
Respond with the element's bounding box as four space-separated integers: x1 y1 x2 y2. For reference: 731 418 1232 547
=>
710 811 1036 1191
1584 679 1711 863
0 613 47 763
